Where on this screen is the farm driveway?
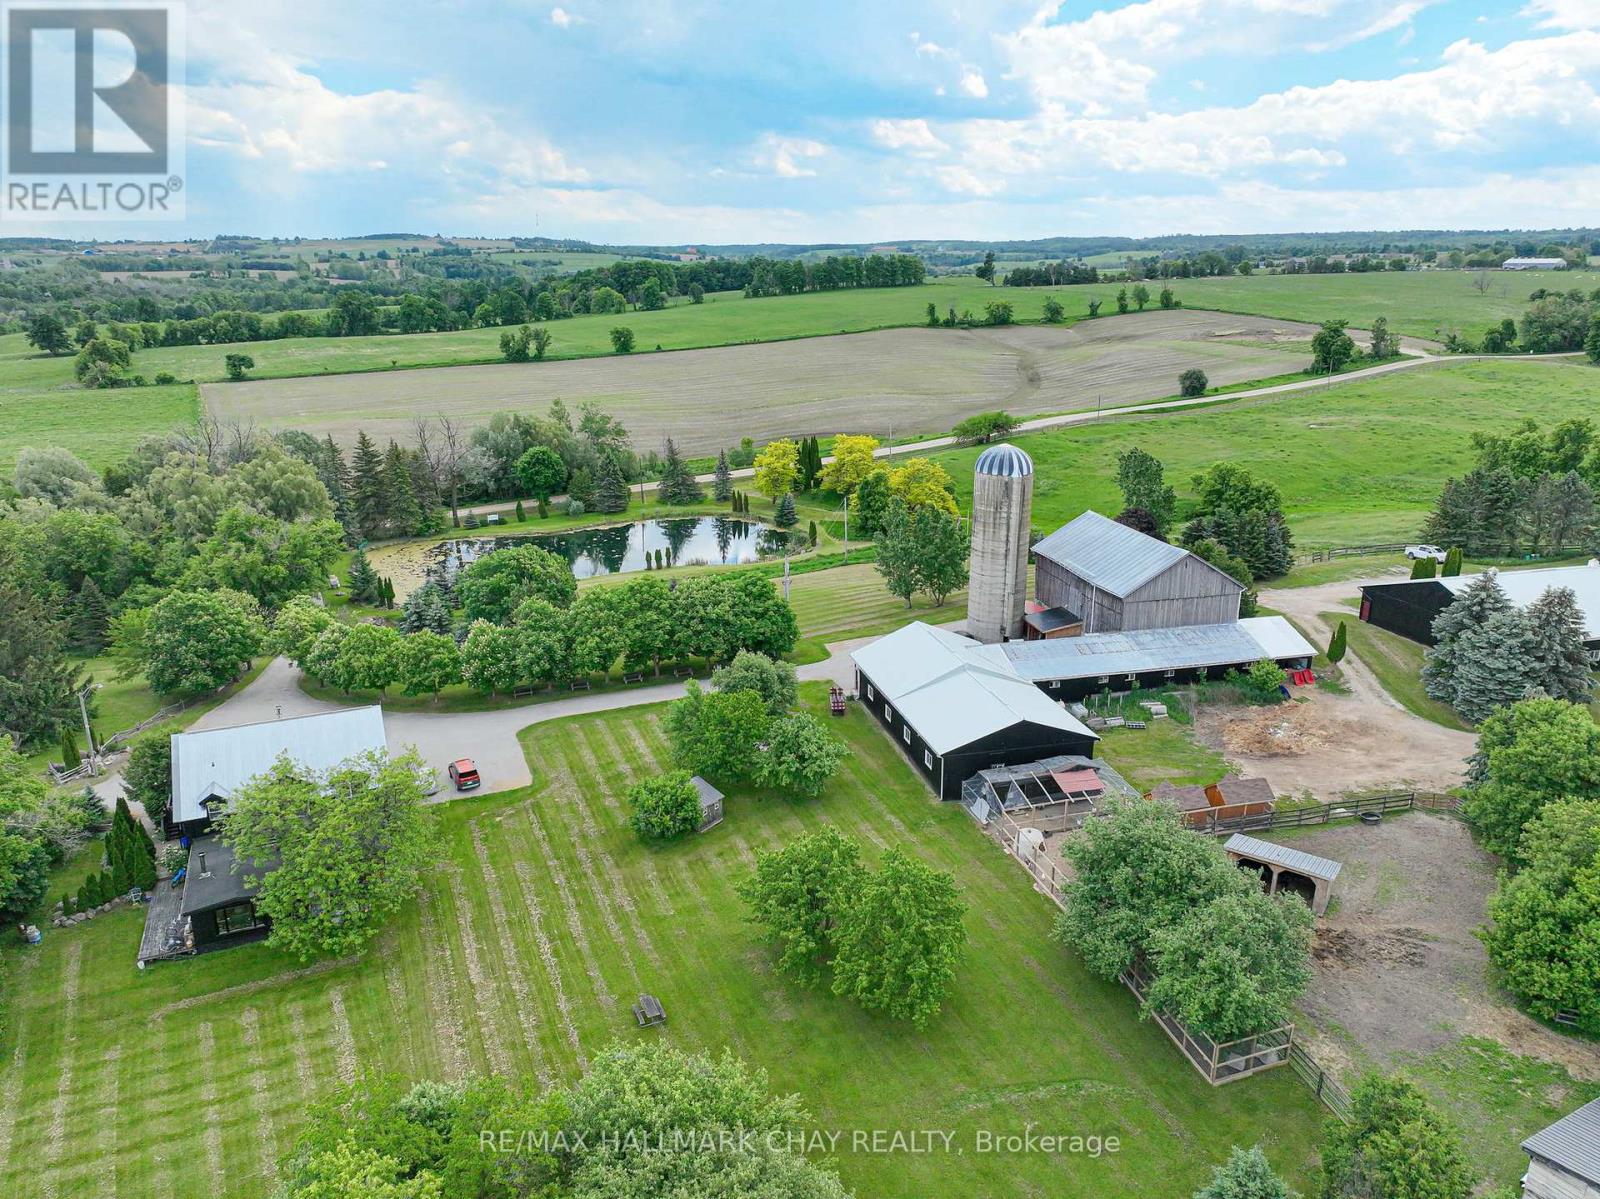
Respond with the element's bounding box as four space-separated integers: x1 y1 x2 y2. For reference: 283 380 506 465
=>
205 311 1322 454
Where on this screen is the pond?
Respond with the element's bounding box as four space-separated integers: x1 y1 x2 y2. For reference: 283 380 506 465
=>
430 516 794 580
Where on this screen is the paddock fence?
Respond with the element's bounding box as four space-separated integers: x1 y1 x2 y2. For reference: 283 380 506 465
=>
1288 1043 1353 1122
1182 790 1462 836
1297 541 1592 565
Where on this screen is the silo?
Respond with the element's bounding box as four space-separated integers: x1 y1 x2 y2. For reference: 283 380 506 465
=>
967 443 1034 643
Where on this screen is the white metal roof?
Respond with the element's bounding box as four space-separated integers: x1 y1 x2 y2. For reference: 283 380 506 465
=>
1434 564 1600 639
994 616 1314 682
1031 511 1194 598
1225 834 1342 882
852 623 1097 755
1524 1096 1600 1185
170 707 388 825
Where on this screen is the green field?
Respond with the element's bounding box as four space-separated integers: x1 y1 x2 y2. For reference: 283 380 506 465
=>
0 688 1326 1199
925 358 1596 549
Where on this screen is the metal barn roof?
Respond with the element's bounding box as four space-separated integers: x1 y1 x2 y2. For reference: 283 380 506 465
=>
992 616 1314 682
1031 511 1193 598
1434 564 1600 639
1224 834 1342 882
974 442 1034 478
852 623 1097 755
170 707 389 826
1523 1096 1600 1185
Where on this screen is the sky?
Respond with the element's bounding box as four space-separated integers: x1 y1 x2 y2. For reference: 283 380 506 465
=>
16 0 1600 242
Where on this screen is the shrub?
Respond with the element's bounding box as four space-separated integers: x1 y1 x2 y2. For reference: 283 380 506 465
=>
565 499 585 517
1179 368 1208 397
627 771 704 841
1228 659 1287 703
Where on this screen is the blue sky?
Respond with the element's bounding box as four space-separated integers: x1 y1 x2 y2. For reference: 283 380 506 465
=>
32 0 1600 241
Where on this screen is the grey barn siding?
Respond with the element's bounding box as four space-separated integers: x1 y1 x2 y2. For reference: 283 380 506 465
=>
1036 554 1242 634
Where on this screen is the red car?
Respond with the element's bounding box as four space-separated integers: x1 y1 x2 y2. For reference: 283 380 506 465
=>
448 759 481 791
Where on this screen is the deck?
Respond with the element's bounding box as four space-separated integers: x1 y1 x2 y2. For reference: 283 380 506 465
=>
136 882 191 964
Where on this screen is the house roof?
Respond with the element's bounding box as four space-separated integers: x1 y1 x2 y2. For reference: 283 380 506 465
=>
1523 1096 1600 1185
852 623 1097 755
170 707 388 826
1433 563 1600 639
179 834 278 916
992 616 1314 682
1224 834 1342 882
690 775 724 805
1032 511 1195 598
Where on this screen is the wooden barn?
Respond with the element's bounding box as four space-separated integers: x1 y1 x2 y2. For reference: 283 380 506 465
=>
1359 563 1600 659
851 623 1099 800
1032 511 1245 634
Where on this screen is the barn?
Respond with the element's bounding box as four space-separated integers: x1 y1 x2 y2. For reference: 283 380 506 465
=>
851 623 1099 800
1032 511 1245 635
1521 1095 1600 1199
1358 563 1600 658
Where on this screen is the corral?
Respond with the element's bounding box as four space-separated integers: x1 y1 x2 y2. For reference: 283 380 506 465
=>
202 310 1320 455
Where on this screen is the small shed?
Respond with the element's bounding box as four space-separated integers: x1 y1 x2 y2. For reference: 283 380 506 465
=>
691 775 724 832
1522 1095 1600 1199
1224 834 1341 916
1150 776 1277 830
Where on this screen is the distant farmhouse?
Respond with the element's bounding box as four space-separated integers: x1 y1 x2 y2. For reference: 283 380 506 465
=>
1502 257 1568 270
1358 564 1600 662
856 444 1313 802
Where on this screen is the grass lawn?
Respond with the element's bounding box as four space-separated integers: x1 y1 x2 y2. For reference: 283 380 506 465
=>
1336 619 1470 731
1093 717 1231 793
928 358 1598 549
0 686 1328 1199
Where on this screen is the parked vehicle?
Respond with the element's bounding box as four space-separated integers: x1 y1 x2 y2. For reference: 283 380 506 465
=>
448 759 481 791
1404 544 1447 562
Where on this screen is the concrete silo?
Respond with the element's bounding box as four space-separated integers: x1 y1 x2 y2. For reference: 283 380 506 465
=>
967 443 1034 643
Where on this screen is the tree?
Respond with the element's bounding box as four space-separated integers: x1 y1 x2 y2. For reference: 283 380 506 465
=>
1159 286 1177 309
1522 586 1595 707
73 337 132 386
1116 287 1130 314
498 324 533 362
984 300 1014 326
1318 1074 1473 1199
850 468 892 537
1369 315 1399 360
223 353 255 381
1114 447 1177 534
608 326 635 353
397 631 461 699
663 681 768 783
399 582 452 636
952 411 1019 444
887 457 957 515
1145 889 1313 1041
711 650 797 715
1410 556 1437 580
1132 283 1151 311
349 431 387 539
515 445 566 501
740 827 865 986
975 250 996 284
25 313 72 356
752 438 801 502
1310 319 1356 373
1194 1146 1293 1199
1440 546 1463 576
1178 368 1208 397
657 438 703 505
1587 313 1600 365
331 623 403 694
131 590 264 696
1449 608 1539 723
775 492 798 528
818 434 880 495
874 499 921 607
1327 620 1347 664
1042 297 1065 323
831 847 967 1028
614 576 676 676
627 770 703 841
123 736 172 825
530 325 552 360
712 450 733 502
755 712 847 797
1463 696 1600 861
1422 571 1512 705
592 452 630 514
272 595 336 665
222 750 436 960
457 543 576 624
459 621 525 695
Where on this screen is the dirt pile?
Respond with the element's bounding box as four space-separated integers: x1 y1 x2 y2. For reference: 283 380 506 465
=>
1219 701 1329 756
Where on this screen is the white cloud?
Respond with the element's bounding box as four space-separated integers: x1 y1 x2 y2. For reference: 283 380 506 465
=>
752 133 829 178
869 118 947 155
549 7 577 28
1522 0 1600 30
935 164 1003 196
958 68 989 98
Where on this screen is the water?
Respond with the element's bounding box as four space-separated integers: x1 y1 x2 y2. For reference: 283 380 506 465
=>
430 516 793 580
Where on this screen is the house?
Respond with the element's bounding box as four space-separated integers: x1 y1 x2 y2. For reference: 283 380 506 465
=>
851 623 1099 800
178 835 277 952
1031 511 1245 634
1502 257 1568 270
1150 775 1276 829
990 616 1316 702
1521 1095 1600 1199
1358 564 1600 661
168 706 389 837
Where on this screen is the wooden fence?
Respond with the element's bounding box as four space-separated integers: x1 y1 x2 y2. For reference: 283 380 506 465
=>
1298 541 1592 565
1289 1043 1353 1122
1183 790 1461 837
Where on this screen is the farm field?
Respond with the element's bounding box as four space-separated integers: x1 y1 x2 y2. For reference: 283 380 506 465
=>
0 690 1327 1199
927 358 1597 549
203 310 1320 455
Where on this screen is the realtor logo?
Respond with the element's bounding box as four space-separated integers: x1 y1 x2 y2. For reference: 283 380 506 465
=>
1 1 185 220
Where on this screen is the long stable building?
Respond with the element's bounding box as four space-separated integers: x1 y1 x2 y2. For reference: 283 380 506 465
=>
1359 563 1600 659
853 618 1314 798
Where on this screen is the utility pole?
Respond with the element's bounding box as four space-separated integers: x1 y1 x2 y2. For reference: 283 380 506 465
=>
78 684 99 773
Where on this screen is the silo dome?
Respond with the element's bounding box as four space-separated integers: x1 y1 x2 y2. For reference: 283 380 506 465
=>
974 443 1033 478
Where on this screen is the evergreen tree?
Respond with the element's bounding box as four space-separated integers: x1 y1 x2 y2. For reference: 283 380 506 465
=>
567 465 595 508
346 546 383 605
320 434 357 539
400 582 452 634
713 450 733 502
1451 608 1540 723
382 441 424 536
775 492 798 528
658 438 703 505
514 500 525 522
349 431 387 538
1422 571 1512 705
71 577 110 653
1524 586 1596 706
593 454 630 514
1441 545 1463 576
1327 621 1347 664
1410 556 1437 579
60 726 79 767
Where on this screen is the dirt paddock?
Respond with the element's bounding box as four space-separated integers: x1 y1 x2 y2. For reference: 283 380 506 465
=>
204 310 1321 454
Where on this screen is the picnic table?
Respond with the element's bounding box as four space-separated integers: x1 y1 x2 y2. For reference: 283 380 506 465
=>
632 993 666 1027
